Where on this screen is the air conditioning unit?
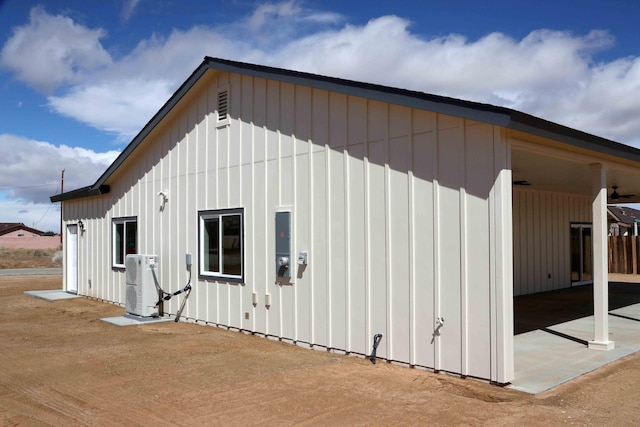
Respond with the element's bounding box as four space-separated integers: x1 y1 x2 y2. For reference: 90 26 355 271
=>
125 254 159 317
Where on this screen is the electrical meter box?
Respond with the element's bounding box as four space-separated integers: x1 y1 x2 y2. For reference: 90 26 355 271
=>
275 211 291 279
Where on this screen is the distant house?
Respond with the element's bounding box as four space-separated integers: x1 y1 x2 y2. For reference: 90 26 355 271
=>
608 206 640 236
0 223 44 237
0 223 59 249
51 57 640 385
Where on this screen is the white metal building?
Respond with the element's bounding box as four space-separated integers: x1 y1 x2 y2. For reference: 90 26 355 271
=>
52 57 640 384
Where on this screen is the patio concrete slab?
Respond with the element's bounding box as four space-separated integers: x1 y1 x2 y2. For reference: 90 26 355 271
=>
610 304 640 321
510 304 640 394
24 289 81 301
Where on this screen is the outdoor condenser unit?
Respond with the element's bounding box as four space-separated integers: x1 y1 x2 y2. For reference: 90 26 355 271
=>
125 254 159 317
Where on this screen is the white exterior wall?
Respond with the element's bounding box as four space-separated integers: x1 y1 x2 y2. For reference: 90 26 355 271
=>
62 70 513 382
512 188 591 296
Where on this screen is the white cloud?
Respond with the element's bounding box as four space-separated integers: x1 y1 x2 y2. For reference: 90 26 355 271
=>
46 24 256 139
0 134 120 232
263 17 640 146
48 79 175 140
0 133 119 200
248 0 302 34
270 21 601 101
2 3 640 148
0 200 60 234
121 0 142 22
0 6 112 94
243 0 342 45
244 15 638 146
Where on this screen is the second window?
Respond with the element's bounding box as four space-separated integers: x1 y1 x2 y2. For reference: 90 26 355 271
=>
199 208 243 280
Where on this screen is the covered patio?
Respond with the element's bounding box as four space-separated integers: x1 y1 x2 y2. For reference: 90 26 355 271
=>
510 277 640 393
508 128 640 392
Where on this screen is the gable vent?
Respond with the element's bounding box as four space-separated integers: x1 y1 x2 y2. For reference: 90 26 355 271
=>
217 89 229 122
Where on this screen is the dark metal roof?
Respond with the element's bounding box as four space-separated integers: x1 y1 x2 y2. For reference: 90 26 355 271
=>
50 57 640 203
0 222 21 232
50 185 110 203
608 206 640 226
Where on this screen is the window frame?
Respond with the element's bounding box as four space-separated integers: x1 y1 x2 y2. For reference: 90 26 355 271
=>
112 216 138 269
198 208 244 282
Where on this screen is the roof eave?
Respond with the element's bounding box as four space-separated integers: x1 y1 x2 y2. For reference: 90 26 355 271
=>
50 185 110 203
203 57 514 127
607 207 622 223
507 111 640 163
206 58 640 163
91 60 212 190
51 57 640 203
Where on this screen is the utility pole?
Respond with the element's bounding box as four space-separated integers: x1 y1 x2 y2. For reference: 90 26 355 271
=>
60 169 64 243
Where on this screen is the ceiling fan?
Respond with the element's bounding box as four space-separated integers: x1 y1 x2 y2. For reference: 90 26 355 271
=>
610 185 635 201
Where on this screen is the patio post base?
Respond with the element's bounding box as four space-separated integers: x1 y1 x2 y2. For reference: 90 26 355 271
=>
588 340 615 350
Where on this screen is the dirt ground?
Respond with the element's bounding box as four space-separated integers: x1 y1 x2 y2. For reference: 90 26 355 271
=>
1 276 639 426
0 247 61 269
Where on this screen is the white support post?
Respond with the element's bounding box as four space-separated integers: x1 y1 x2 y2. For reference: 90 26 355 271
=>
589 164 614 350
491 130 513 384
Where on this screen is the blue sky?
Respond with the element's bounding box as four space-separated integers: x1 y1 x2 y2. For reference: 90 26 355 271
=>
1 0 639 232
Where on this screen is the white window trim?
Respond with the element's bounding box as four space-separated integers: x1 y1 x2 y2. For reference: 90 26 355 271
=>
112 216 137 269
198 208 244 282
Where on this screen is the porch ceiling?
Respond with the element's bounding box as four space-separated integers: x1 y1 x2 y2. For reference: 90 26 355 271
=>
511 147 640 204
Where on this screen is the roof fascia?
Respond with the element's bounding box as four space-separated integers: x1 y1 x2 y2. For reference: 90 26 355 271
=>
205 58 640 164
50 185 110 202
204 57 512 127
0 225 20 236
607 207 621 222
0 225 43 236
53 59 211 202
507 111 640 164
54 57 640 202
93 57 512 193
92 61 211 190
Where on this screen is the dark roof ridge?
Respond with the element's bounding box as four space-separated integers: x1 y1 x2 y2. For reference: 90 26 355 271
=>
203 57 509 114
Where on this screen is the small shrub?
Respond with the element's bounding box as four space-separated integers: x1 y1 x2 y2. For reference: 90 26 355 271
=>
52 251 63 263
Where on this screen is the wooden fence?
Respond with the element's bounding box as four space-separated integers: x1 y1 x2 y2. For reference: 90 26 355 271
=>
608 236 639 274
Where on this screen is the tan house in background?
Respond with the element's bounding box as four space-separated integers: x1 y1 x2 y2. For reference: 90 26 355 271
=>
608 205 640 236
0 223 59 249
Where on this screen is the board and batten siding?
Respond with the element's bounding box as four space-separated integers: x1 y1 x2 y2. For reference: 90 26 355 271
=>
512 188 591 296
62 70 513 383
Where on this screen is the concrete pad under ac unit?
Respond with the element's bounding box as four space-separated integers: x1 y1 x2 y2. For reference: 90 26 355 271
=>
101 314 174 327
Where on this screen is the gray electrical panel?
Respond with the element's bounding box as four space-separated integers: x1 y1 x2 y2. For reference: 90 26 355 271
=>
275 211 291 278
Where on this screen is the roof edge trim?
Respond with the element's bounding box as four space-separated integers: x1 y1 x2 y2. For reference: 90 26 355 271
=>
51 57 640 202
50 185 110 203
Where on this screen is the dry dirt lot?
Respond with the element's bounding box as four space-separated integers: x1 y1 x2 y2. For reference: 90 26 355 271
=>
0 247 61 270
1 275 639 426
